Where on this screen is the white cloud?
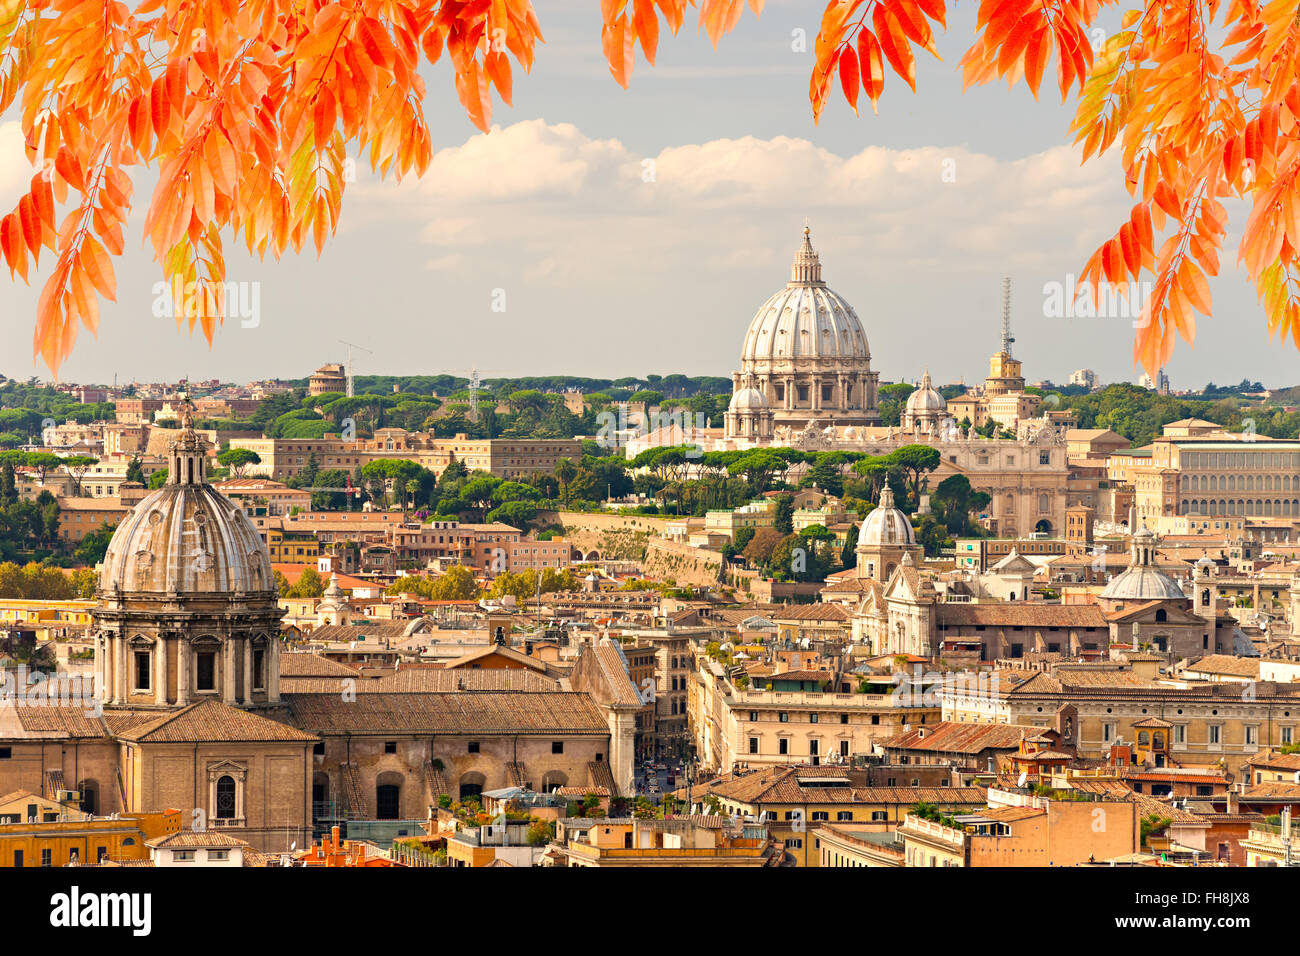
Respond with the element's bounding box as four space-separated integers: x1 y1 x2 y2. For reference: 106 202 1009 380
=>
356 118 1127 293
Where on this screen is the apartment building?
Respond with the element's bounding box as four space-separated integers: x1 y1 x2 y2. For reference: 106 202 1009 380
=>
898 788 1138 867
228 431 582 481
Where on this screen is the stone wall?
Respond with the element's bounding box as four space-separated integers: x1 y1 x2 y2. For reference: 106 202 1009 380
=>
640 539 725 587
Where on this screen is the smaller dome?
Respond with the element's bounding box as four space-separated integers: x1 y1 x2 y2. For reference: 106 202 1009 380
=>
1101 523 1186 601
730 387 768 412
1195 552 1215 572
905 370 946 414
857 485 915 547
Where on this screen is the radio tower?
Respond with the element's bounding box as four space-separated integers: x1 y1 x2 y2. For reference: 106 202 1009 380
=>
1000 275 1015 357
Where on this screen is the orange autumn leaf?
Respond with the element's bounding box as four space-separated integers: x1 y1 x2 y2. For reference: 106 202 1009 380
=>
0 0 1297 381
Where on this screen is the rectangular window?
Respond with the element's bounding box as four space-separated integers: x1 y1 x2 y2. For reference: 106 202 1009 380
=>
41 849 51 867
1283 727 1293 745
135 651 151 691
468 742 480 754
749 737 759 754
1103 722 1115 742
1246 726 1258 746
0 747 10 759
384 741 397 754
779 712 789 723
252 649 265 690
837 811 853 821
1209 725 1221 745
840 714 849 724
809 713 819 724
196 652 216 691
12 850 21 867
552 741 564 754
1174 725 1186 745
749 711 758 722
840 740 850 757
778 739 789 755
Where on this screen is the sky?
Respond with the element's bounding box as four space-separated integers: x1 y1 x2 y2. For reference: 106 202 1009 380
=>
0 0 1296 390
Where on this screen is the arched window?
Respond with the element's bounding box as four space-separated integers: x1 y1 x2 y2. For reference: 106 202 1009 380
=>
1155 609 1167 622
216 775 236 819
376 784 401 819
1138 732 1150 746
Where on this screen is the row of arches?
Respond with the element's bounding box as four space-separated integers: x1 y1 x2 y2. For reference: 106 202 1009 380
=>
1183 499 1300 516
1183 473 1299 492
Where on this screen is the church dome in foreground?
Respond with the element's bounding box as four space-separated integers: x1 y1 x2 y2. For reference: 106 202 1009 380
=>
99 412 272 596
858 486 916 547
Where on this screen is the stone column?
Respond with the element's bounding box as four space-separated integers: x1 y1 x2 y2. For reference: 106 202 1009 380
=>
243 638 253 705
155 638 167 706
177 640 190 706
268 640 281 704
222 640 236 704
116 636 127 705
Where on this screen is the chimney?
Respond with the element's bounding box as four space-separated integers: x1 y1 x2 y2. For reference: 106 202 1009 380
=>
1227 789 1239 815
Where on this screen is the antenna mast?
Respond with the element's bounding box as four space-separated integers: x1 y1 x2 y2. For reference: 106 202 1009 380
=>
1000 276 1014 357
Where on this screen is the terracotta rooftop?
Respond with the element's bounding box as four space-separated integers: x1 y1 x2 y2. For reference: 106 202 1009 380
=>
884 722 1047 754
115 699 318 743
284 691 609 735
936 604 1108 628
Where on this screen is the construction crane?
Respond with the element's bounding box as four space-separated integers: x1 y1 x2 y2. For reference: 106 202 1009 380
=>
338 340 374 397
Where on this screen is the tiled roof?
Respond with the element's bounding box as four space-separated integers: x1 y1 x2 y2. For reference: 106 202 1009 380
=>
1127 793 1206 825
284 692 609 735
1248 750 1300 771
307 622 410 643
147 830 253 849
883 721 1044 754
936 604 1108 628
115 699 318 743
13 706 107 739
772 603 850 623
590 643 644 709
1184 655 1260 678
1055 670 1159 689
279 653 360 678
